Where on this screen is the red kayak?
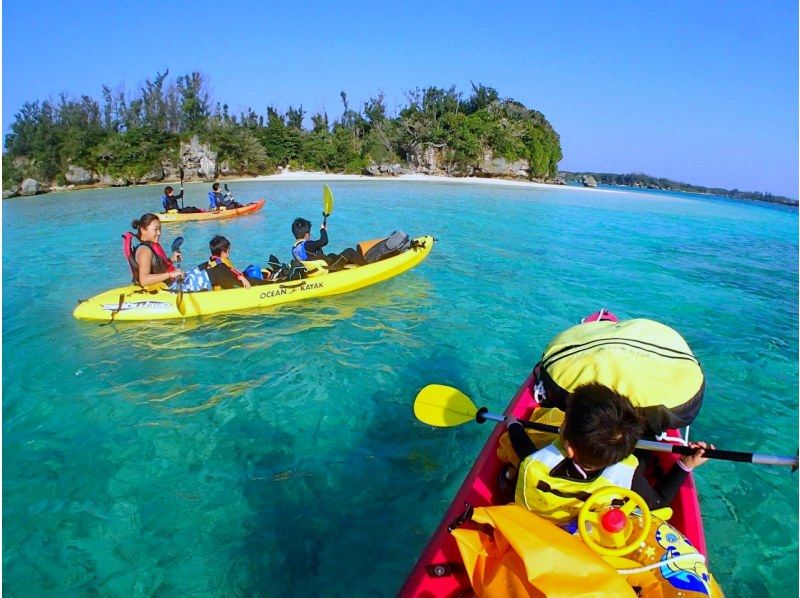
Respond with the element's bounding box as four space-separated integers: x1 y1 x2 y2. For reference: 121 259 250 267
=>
399 370 707 597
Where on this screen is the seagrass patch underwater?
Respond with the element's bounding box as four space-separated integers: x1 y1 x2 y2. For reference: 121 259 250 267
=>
3 180 797 596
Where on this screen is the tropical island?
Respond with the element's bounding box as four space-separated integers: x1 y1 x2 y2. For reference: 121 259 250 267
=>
3 70 794 207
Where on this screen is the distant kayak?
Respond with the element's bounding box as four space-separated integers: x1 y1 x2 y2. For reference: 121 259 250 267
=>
74 236 434 321
158 199 265 222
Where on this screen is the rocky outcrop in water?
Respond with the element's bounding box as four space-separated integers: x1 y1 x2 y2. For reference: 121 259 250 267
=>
582 175 598 188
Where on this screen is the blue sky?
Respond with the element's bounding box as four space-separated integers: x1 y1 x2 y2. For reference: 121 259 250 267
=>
3 1 798 198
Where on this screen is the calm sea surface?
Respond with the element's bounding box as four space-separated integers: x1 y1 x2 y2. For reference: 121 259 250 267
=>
3 180 797 596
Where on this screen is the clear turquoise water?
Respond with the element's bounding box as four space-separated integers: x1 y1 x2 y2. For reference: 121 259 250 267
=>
3 181 797 597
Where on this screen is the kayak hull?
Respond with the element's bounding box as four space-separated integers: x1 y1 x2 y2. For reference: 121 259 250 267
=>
158 199 265 222
399 369 706 596
74 236 434 321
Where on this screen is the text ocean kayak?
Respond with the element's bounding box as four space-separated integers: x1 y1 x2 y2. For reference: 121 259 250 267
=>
74 236 433 321
158 199 265 222
399 368 709 597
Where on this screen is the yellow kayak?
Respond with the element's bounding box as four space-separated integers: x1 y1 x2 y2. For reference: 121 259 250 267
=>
74 236 434 321
158 199 265 222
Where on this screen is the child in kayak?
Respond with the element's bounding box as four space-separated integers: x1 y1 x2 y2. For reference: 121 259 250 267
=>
201 235 268 289
161 186 202 213
208 183 243 210
291 217 365 270
503 382 712 523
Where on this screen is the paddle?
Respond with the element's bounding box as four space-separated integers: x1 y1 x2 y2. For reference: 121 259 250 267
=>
171 236 186 316
179 167 185 210
322 184 334 226
414 384 799 470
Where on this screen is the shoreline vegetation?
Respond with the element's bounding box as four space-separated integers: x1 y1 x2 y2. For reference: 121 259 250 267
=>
3 70 795 207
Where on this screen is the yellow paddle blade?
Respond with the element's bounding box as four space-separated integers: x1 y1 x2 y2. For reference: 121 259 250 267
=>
414 384 478 427
323 184 334 215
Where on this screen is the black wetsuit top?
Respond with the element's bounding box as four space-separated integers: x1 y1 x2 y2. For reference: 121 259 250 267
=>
300 228 329 258
163 190 184 211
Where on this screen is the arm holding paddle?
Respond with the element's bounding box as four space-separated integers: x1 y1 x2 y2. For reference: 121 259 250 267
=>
416 384 799 470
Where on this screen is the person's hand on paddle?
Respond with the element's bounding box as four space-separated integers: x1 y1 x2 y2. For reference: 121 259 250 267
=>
168 268 184 280
679 441 715 470
505 416 522 429
320 223 327 231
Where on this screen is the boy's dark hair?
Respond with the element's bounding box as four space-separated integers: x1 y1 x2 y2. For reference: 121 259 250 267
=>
212 182 220 191
164 186 174 194
562 383 643 470
209 235 230 257
292 217 311 239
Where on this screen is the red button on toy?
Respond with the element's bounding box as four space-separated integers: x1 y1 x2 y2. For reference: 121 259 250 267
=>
600 508 628 533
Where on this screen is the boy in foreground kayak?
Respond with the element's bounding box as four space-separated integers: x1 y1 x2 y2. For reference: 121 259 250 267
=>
291 217 365 269
502 382 712 523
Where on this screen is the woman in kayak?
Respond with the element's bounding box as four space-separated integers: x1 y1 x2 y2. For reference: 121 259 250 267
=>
291 217 365 269
503 383 713 522
129 213 185 287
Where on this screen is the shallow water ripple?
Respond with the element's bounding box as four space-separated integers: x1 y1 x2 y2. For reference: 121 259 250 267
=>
3 182 797 596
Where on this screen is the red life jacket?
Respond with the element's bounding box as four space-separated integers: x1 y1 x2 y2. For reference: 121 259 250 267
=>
122 232 175 284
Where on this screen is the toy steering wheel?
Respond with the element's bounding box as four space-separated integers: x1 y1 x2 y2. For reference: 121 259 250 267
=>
578 486 651 556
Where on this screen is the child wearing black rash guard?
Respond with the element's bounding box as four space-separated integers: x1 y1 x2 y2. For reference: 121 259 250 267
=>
291 217 365 269
202 235 267 289
503 382 713 522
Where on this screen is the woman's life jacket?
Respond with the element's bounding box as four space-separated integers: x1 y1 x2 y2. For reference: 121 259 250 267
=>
536 319 704 436
515 439 638 524
122 232 175 285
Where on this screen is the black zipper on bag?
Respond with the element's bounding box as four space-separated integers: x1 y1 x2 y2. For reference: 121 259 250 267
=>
542 338 699 370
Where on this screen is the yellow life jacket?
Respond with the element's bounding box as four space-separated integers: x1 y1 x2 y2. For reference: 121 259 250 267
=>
538 318 704 435
515 439 638 524
206 256 235 269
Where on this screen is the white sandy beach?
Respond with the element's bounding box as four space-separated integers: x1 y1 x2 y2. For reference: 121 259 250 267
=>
225 170 629 195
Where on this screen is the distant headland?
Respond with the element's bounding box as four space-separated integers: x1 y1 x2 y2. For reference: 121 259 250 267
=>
2 70 794 207
562 171 797 207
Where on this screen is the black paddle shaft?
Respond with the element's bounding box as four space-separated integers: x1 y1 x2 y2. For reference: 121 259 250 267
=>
475 407 798 469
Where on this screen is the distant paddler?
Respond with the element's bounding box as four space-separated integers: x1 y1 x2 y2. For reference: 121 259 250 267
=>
161 186 202 213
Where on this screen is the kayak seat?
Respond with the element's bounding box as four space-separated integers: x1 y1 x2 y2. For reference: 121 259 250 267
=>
300 259 329 278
